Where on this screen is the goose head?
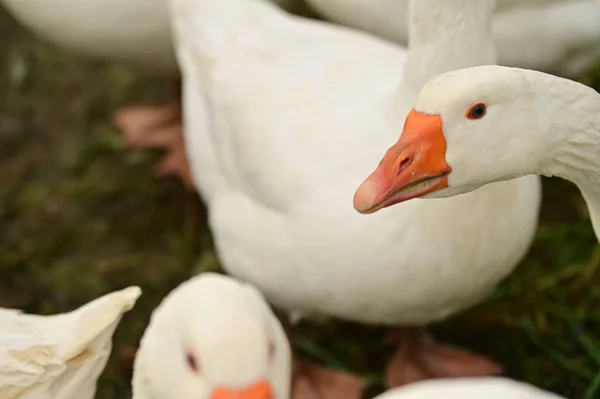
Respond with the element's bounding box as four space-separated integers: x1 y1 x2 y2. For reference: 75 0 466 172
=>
132 272 291 399
354 65 577 213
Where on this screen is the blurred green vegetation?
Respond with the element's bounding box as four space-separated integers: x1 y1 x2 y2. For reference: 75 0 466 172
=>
1 5 599 399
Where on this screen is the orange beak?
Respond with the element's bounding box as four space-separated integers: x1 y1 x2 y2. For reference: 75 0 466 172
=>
353 109 451 214
212 380 273 399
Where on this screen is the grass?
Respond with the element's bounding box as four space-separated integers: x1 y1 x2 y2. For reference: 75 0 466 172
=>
1 5 600 399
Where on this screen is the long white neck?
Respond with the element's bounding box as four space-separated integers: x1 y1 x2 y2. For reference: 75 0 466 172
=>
398 0 496 102
534 74 600 241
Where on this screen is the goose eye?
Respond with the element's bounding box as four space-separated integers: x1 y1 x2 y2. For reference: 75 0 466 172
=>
268 341 276 361
186 351 200 374
465 102 487 120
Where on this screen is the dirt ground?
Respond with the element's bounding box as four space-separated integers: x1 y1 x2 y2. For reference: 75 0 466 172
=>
1 6 599 399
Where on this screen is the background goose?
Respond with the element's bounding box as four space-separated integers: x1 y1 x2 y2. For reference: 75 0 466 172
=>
0 286 140 399
355 65 600 245
306 0 600 78
0 0 299 188
170 0 540 395
373 377 566 399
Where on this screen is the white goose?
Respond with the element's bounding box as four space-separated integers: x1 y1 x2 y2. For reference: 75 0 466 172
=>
170 0 540 395
354 64 600 245
305 0 600 78
373 377 566 399
0 0 299 188
131 272 291 399
0 286 141 399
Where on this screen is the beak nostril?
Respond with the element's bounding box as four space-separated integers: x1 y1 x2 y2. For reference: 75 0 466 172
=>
397 156 411 172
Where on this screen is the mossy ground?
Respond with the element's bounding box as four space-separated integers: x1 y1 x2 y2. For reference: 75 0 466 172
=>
1 6 599 399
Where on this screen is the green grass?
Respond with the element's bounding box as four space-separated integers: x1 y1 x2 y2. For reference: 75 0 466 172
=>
1 6 599 399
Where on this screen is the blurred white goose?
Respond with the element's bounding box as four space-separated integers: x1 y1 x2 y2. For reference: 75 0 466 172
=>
171 0 540 395
306 0 600 78
132 272 292 399
0 286 141 399
0 0 299 188
373 377 566 399
355 64 600 245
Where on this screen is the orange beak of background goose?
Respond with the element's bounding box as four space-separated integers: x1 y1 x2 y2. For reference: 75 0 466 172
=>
353 109 451 214
212 380 273 399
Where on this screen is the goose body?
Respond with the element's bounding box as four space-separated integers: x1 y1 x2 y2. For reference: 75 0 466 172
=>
374 377 566 399
171 0 540 390
306 0 600 78
132 272 290 399
0 286 141 399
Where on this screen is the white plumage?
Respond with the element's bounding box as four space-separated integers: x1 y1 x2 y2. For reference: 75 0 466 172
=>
0 286 141 399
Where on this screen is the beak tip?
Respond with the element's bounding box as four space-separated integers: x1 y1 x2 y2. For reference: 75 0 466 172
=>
353 178 378 214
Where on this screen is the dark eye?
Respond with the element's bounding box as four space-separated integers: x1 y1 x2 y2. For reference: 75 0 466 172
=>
268 341 275 362
466 102 487 120
186 351 199 374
